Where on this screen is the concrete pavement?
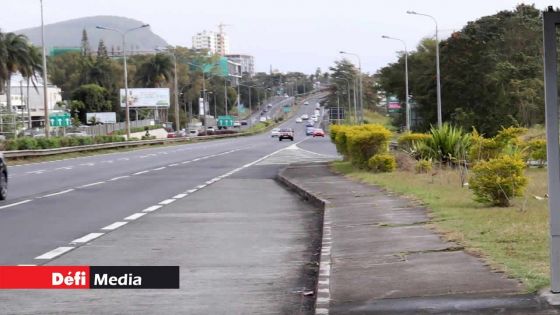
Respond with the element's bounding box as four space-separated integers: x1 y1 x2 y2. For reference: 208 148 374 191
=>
280 163 559 314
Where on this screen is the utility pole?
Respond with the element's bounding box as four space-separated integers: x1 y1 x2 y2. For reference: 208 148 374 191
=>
40 0 50 137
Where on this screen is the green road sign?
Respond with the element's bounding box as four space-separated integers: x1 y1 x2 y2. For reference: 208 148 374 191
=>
217 115 234 127
49 113 71 127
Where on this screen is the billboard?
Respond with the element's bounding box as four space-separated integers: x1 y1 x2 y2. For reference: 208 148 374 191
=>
119 88 170 108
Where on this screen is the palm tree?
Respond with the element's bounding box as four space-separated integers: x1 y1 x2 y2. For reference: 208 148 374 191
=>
134 53 172 88
0 31 37 112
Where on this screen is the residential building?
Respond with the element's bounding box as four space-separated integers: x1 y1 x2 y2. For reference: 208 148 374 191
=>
216 32 230 55
192 30 218 54
225 54 254 76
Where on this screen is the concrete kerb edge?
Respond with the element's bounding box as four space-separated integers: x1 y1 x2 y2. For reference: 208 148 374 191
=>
277 166 332 315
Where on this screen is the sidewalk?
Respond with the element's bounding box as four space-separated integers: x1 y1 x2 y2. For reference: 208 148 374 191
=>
279 162 559 314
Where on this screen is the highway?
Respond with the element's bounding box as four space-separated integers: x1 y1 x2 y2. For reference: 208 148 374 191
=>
0 90 338 314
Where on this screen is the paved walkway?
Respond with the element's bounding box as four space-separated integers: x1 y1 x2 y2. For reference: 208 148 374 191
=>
280 163 559 314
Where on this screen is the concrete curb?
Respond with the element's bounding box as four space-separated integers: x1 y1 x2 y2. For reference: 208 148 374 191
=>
277 164 333 315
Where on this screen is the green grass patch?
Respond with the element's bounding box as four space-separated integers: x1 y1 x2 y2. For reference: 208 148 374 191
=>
331 161 549 292
363 110 396 131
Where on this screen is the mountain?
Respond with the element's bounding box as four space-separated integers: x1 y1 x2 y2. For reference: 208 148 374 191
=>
15 16 169 55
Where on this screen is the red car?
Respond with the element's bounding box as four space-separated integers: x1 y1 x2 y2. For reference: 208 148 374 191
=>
313 129 325 137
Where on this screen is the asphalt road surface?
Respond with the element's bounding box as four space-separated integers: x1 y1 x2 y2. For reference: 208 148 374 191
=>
0 90 339 314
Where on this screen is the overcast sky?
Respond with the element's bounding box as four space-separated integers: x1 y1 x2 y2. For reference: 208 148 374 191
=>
1 0 553 74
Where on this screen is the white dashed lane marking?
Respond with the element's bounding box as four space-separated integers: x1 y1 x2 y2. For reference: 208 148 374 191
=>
173 193 187 199
0 199 32 210
159 199 175 205
35 247 74 260
133 170 149 175
78 181 104 188
101 222 128 231
142 205 162 212
124 213 146 220
109 175 129 181
71 232 104 244
153 167 166 171
42 189 74 198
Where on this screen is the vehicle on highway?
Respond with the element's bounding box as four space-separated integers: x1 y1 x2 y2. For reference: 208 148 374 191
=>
305 126 315 136
207 126 215 132
306 121 315 127
278 128 294 141
301 114 309 120
260 116 266 122
0 152 7 200
240 120 248 126
315 103 321 110
313 128 325 137
295 118 303 123
267 104 273 108
304 101 309 105
234 121 241 128
66 131 89 137
270 128 281 137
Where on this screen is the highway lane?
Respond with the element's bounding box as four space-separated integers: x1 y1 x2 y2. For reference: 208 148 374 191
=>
0 91 332 265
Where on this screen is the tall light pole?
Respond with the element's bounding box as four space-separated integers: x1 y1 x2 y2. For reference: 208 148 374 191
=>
382 35 410 131
96 23 150 139
156 48 180 131
40 0 49 137
407 10 441 127
340 51 363 124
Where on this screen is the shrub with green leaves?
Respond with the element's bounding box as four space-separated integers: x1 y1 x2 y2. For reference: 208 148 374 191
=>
330 125 351 158
469 155 528 207
415 159 433 174
523 139 546 167
398 132 431 151
17 137 38 150
411 123 470 164
368 153 396 173
345 124 392 168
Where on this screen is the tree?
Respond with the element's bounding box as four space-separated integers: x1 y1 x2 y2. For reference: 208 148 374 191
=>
71 84 112 123
134 53 173 88
80 29 91 58
0 32 38 112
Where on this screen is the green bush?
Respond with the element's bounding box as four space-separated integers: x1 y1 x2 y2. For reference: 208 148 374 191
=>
368 153 396 173
469 155 528 207
523 139 546 167
17 137 38 150
415 159 433 174
411 123 470 164
346 124 392 168
398 132 431 151
330 125 351 158
468 131 503 163
4 140 17 151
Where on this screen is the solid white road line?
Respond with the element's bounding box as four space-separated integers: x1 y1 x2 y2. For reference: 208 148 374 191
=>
159 199 175 205
196 184 206 189
142 205 162 212
101 221 128 230
173 193 187 199
42 189 74 198
124 212 146 220
71 232 104 244
78 181 104 188
0 199 32 210
133 170 149 175
35 247 74 260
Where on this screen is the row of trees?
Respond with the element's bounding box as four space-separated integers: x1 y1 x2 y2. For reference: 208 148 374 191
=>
376 4 543 136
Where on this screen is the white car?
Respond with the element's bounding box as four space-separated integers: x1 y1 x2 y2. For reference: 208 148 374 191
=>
270 128 281 137
304 101 309 105
296 118 303 123
301 114 309 120
260 116 267 122
233 121 241 127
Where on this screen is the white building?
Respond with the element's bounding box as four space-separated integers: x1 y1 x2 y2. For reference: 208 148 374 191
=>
0 72 62 127
226 54 254 76
192 30 218 54
192 29 230 55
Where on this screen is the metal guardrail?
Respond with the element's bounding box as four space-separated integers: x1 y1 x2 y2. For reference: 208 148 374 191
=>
3 132 252 159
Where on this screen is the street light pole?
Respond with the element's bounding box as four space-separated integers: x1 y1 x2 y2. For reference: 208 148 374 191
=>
340 51 363 123
96 24 149 139
382 35 410 131
40 0 50 137
407 10 442 127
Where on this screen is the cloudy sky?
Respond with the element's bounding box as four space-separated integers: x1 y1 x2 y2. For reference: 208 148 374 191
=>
1 0 553 74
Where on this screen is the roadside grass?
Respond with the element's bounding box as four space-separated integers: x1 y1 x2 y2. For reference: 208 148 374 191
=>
363 110 397 131
332 161 549 292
